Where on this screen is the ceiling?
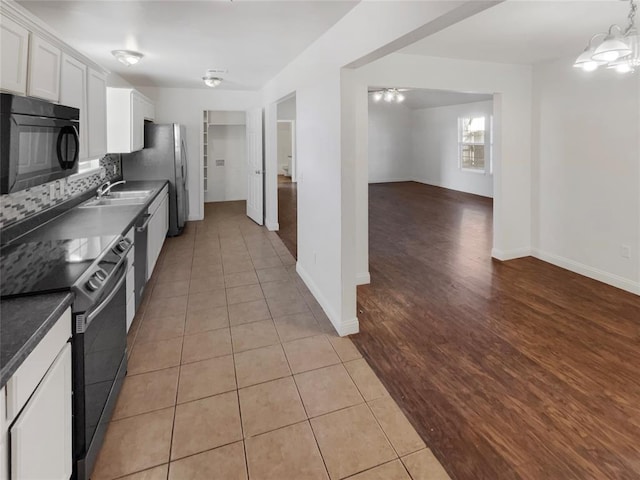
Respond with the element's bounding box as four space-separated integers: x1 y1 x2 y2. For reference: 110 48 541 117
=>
369 88 492 110
18 0 358 90
400 1 632 65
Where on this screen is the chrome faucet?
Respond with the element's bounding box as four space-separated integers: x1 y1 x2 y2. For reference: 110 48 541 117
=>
97 180 126 198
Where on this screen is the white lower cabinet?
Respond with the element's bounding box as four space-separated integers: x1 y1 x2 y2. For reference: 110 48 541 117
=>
147 187 169 279
10 343 72 480
1 308 72 480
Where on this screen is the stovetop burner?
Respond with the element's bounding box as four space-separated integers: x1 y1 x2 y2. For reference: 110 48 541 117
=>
0 235 120 298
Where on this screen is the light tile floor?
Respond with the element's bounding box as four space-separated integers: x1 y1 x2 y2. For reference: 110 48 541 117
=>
91 201 451 480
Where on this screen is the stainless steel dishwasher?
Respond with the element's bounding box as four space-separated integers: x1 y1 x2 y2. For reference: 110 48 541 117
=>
134 211 151 308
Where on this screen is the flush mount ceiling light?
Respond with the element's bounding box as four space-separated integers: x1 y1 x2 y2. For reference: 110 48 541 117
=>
370 88 407 103
574 0 638 73
111 49 144 67
202 69 226 88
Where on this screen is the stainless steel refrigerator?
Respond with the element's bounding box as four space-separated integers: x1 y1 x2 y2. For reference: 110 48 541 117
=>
122 124 188 236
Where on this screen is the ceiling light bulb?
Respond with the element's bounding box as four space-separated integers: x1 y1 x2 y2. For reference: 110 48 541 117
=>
111 50 143 66
203 76 222 88
372 91 383 102
614 62 634 73
396 93 405 103
384 91 394 102
581 61 600 72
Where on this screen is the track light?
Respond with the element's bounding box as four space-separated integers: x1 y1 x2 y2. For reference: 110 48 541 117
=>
371 88 406 103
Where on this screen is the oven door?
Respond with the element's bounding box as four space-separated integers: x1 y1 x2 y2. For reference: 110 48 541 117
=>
73 262 128 480
3 113 80 194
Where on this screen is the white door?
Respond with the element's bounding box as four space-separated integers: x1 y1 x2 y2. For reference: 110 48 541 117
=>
246 108 264 225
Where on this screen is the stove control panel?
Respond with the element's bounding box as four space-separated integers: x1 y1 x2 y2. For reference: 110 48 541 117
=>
74 235 133 312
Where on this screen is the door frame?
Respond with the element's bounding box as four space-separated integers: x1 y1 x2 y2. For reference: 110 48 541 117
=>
265 91 297 232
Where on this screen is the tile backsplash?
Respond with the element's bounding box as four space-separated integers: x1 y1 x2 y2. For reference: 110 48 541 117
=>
0 155 121 229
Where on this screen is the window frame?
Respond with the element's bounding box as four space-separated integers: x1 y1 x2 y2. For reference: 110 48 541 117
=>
458 115 492 175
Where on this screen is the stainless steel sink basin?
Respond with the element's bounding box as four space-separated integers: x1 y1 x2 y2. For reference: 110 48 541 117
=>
107 190 152 199
81 190 152 207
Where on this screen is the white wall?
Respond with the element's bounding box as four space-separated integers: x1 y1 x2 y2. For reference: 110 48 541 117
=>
367 100 413 183
531 58 640 294
277 96 296 121
206 125 247 202
138 87 260 220
412 100 493 197
261 2 479 335
353 53 533 281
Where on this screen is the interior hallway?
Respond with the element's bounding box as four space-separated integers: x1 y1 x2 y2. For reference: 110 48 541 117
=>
356 182 640 480
91 201 450 480
277 175 297 258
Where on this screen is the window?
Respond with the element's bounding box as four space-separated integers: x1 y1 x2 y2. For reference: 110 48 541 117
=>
458 116 488 173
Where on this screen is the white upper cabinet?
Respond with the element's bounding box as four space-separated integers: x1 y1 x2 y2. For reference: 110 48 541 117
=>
60 54 88 160
107 88 155 153
27 34 61 102
0 16 29 95
143 97 155 122
87 68 107 158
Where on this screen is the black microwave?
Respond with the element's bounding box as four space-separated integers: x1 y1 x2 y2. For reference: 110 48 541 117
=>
0 93 80 194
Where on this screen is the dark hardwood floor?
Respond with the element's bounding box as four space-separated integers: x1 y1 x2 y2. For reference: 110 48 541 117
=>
352 182 640 480
277 174 297 258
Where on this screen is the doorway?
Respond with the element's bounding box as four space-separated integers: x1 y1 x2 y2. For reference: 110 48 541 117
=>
202 110 247 204
275 95 297 257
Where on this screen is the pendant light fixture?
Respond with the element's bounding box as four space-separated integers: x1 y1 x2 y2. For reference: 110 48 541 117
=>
574 0 638 73
111 50 144 66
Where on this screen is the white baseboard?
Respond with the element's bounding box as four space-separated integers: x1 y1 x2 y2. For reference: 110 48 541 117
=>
411 177 494 199
296 262 360 336
356 272 371 285
188 214 204 221
368 177 413 184
531 248 640 295
265 219 279 231
491 247 532 261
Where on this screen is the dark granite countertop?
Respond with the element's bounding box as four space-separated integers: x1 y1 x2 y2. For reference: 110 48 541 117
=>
15 180 168 242
1 292 74 387
0 179 168 388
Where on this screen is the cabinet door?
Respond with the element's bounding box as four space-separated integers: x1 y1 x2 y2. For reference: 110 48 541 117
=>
131 93 144 151
0 16 29 95
87 68 107 158
27 34 61 102
60 54 88 160
146 192 169 277
11 343 72 480
143 98 155 121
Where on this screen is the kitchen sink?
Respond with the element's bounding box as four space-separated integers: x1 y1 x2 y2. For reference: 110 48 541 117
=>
107 190 152 199
80 190 152 207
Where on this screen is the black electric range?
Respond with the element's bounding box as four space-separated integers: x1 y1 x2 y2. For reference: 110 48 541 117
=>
0 233 133 480
0 234 131 311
